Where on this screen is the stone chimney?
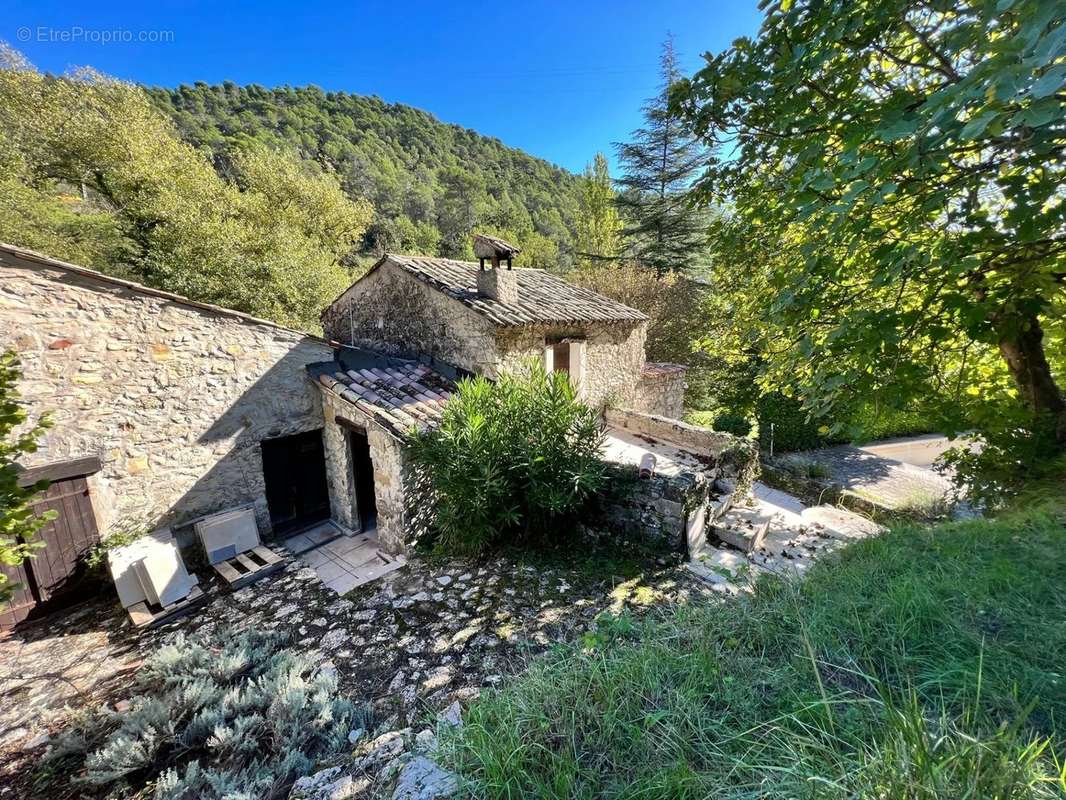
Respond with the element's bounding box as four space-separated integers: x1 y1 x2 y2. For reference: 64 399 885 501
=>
474 234 521 304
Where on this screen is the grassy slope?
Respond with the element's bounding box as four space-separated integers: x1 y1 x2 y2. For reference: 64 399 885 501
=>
443 501 1066 798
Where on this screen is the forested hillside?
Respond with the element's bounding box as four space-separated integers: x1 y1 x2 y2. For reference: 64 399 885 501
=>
146 83 583 266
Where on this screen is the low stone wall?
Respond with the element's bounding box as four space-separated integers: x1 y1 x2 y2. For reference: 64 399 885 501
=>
631 369 686 419
607 408 759 493
585 462 717 557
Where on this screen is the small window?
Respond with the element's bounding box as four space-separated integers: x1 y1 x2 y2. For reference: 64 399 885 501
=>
551 342 570 375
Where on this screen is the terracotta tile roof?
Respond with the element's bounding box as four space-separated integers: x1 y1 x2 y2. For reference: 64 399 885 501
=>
383 255 648 327
317 361 455 436
642 362 688 378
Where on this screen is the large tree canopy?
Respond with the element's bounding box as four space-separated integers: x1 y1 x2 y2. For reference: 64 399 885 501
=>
147 81 584 268
574 153 623 269
674 0 1066 457
0 46 372 329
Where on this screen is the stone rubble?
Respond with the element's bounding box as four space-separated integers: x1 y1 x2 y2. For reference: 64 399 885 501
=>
1 546 709 799
391 757 459 800
689 483 883 594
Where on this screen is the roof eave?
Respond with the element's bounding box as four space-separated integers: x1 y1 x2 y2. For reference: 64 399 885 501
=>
1 241 325 340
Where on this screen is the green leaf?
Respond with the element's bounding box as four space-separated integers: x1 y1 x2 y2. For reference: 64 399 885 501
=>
1030 65 1066 99
877 117 917 142
959 111 998 141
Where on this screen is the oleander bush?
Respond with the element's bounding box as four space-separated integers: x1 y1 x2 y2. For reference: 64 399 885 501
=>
42 628 356 800
407 361 607 555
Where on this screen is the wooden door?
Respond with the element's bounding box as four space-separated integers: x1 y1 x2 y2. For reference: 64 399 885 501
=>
261 430 331 536
28 477 99 601
0 476 99 629
0 559 38 629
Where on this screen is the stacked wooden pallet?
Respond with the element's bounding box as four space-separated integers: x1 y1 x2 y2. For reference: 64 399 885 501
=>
212 545 286 590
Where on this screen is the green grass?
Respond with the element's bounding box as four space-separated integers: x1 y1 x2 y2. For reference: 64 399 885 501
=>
441 501 1066 798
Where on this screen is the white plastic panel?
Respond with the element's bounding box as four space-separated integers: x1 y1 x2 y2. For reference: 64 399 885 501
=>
108 529 196 609
195 507 261 564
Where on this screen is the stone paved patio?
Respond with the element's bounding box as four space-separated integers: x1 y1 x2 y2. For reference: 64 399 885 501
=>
0 544 705 798
298 534 406 594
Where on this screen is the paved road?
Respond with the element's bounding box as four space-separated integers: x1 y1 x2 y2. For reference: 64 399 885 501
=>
799 435 957 512
857 434 956 468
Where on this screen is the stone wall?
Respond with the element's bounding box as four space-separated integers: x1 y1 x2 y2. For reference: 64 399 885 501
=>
587 463 715 556
318 387 434 554
322 262 498 375
631 371 686 419
607 408 760 495
1 258 334 541
494 322 647 410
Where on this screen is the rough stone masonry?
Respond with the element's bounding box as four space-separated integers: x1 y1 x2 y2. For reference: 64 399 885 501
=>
0 246 333 543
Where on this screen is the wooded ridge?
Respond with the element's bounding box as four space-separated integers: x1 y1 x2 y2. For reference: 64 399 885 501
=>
146 82 584 267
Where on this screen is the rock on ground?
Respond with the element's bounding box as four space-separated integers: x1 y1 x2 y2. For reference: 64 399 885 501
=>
391 757 458 800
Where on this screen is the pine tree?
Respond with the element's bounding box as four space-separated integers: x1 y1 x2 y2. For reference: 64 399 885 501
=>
615 38 709 275
575 153 622 269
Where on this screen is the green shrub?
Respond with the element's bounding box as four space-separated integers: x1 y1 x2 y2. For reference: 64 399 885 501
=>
683 409 718 428
756 391 830 452
1 350 54 605
848 402 938 442
755 392 940 454
711 411 753 437
42 628 356 800
939 415 1065 510
407 362 607 555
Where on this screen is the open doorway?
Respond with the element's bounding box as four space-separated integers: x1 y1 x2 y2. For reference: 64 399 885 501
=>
551 341 570 376
349 429 378 531
261 429 331 536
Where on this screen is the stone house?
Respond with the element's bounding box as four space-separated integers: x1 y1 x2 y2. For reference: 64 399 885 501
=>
312 235 692 551
320 235 686 415
1 235 742 627
0 244 335 625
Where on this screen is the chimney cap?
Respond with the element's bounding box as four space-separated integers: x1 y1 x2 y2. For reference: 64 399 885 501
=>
473 234 521 261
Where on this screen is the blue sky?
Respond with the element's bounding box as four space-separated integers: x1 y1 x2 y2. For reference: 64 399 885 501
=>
4 1 763 174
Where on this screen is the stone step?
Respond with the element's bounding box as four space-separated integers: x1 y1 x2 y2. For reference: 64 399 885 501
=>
687 547 763 594
689 485 886 594
686 490 736 557
712 506 775 553
708 491 735 524
801 506 882 540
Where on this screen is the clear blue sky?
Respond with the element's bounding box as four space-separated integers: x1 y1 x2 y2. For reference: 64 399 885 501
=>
4 0 762 173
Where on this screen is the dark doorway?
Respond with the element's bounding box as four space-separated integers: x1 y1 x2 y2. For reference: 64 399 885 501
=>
261 430 331 536
1 472 102 630
551 341 570 376
349 429 378 531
